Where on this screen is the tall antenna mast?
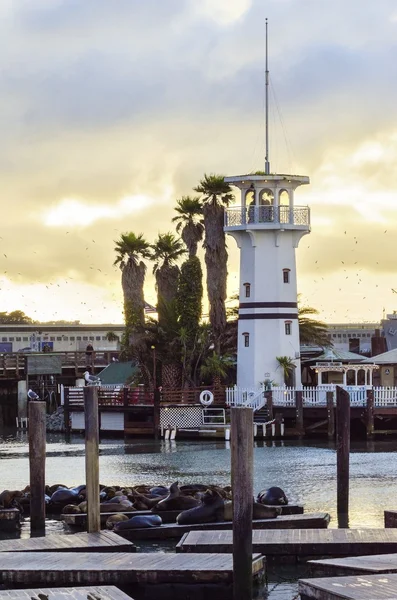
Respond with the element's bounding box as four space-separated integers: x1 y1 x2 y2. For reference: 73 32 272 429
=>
265 18 270 175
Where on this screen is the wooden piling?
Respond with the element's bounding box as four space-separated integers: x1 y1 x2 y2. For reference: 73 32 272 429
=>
366 389 374 439
153 388 160 441
64 388 71 434
336 386 350 526
327 391 335 439
295 390 304 435
266 391 274 420
231 407 254 600
28 401 46 531
84 386 100 533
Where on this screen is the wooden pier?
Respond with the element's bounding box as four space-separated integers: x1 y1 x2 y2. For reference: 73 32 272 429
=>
0 509 21 532
115 513 329 542
0 551 264 586
176 527 397 560
0 532 135 553
0 587 132 600
299 573 397 600
308 552 397 576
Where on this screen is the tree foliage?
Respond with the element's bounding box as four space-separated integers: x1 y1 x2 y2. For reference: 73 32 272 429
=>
172 196 204 257
0 310 33 324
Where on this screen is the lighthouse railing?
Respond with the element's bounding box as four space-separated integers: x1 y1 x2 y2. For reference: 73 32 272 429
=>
224 205 310 227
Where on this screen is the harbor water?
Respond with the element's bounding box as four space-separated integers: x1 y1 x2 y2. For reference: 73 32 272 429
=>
1 430 397 598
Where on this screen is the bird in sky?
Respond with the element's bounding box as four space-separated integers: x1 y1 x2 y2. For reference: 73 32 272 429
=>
392 289 397 294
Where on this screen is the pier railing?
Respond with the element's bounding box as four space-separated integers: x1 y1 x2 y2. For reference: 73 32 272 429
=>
224 205 310 228
0 350 120 375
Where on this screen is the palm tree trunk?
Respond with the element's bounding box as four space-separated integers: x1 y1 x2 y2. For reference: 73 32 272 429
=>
155 264 180 327
121 260 146 326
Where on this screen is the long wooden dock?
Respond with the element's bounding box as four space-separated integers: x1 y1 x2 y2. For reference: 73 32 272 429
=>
299 573 397 600
0 551 264 586
62 505 304 528
0 587 132 600
0 532 135 553
177 527 397 560
115 513 329 541
308 552 397 576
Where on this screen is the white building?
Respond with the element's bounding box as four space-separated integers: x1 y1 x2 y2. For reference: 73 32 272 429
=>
326 322 380 354
224 174 310 388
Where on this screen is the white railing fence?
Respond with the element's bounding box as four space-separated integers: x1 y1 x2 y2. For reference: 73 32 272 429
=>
373 387 397 406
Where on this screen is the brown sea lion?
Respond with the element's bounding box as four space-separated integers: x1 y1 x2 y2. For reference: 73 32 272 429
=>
177 489 225 525
130 489 165 508
62 504 81 514
0 490 24 508
106 514 129 529
155 482 200 512
221 500 279 521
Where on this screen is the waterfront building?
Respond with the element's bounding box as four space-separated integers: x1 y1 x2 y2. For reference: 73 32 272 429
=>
325 322 380 355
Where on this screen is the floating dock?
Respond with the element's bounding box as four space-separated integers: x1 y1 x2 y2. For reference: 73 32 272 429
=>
0 532 135 553
0 587 132 600
299 573 397 600
115 513 328 541
0 551 264 586
308 552 397 576
177 527 397 560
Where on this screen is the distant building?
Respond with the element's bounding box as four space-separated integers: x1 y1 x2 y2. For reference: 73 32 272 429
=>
326 322 380 355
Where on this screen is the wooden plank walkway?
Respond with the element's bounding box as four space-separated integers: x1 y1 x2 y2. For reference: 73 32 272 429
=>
0 552 265 586
0 532 135 553
299 573 397 599
116 513 329 541
309 553 397 576
62 505 304 528
177 527 397 560
0 587 132 600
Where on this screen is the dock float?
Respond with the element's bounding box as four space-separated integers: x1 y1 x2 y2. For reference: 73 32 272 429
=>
0 531 135 553
0 551 264 586
62 504 304 528
0 587 132 600
177 527 397 560
299 573 397 600
116 513 328 541
308 552 397 576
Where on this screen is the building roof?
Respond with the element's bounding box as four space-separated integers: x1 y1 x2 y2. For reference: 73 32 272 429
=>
362 348 397 364
303 347 365 363
97 361 139 385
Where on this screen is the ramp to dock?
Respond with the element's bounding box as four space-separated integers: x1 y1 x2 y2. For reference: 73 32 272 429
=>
0 532 135 553
115 512 329 541
0 587 132 600
299 573 397 600
177 527 397 559
0 551 264 586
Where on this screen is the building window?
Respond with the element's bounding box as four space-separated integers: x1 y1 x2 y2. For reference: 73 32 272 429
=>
9 337 14 341
285 321 291 335
83 336 88 341
283 269 290 283
23 337 28 342
50 337 55 341
1 337 6 342
89 336 94 341
57 337 62 341
96 336 101 341
102 336 107 340
242 332 250 347
16 337 21 341
243 282 251 298
64 336 68 341
77 336 82 341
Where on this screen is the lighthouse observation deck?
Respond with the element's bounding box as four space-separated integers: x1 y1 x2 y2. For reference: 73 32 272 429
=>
224 204 310 231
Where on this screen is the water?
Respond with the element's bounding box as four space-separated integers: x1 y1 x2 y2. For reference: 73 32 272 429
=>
1 430 397 598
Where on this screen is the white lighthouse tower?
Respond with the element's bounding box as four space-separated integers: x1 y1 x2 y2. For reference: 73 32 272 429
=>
224 22 311 389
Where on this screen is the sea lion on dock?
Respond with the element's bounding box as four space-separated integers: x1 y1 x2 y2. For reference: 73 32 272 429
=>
155 482 200 512
130 489 166 509
221 500 280 521
257 486 288 506
0 490 24 509
62 504 81 514
177 489 225 525
114 514 162 531
106 514 129 529
50 488 79 506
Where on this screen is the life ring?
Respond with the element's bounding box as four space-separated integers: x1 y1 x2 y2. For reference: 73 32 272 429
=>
200 390 214 406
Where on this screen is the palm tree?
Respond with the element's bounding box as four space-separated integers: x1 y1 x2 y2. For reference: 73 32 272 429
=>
299 299 331 347
194 174 234 348
276 356 296 386
114 233 151 330
200 352 235 389
172 196 204 257
151 232 186 326
105 331 119 342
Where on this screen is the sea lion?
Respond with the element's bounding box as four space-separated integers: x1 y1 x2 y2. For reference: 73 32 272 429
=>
114 514 162 531
221 500 280 521
155 482 200 512
150 486 169 497
0 490 24 509
177 489 225 525
130 489 165 508
62 504 81 514
106 514 129 529
50 488 79 506
257 487 288 506
99 501 133 513
47 484 68 495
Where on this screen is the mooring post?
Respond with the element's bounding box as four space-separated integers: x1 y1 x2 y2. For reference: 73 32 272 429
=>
84 386 100 533
28 401 46 532
295 390 304 435
366 389 374 439
64 387 71 434
327 391 335 439
153 388 161 440
266 390 273 420
231 407 254 600
336 386 350 527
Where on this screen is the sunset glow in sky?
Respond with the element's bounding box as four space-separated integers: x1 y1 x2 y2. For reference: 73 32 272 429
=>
1 0 397 324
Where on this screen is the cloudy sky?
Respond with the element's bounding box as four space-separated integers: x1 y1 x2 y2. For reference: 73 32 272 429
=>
0 0 397 324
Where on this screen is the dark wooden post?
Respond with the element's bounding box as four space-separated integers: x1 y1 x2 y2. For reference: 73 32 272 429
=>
123 387 129 408
266 391 273 420
153 388 160 440
28 401 46 532
64 387 70 433
366 389 374 439
84 387 100 533
231 407 254 600
327 391 335 439
336 386 350 527
295 390 304 435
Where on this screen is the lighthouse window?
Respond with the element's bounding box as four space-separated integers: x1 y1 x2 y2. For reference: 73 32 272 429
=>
243 332 250 347
285 322 292 335
243 282 251 298
283 269 290 283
